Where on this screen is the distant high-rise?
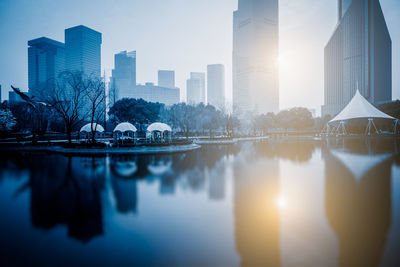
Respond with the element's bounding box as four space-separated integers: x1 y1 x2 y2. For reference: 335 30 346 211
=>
111 51 136 101
186 72 205 104
129 83 180 106
158 70 175 88
323 0 392 117
0 84 2 103
65 25 102 78
207 64 225 109
233 0 279 114
27 37 65 97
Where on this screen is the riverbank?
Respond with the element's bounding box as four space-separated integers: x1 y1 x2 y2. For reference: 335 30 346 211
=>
0 143 201 156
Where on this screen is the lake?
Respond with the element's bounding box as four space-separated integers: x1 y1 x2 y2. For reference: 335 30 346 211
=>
0 138 399 266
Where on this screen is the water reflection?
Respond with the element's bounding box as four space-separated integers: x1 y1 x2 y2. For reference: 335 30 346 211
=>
324 138 398 267
0 138 399 266
29 156 105 243
234 143 281 266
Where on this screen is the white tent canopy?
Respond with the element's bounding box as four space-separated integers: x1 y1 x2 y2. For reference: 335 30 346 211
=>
80 123 105 133
147 122 172 133
329 90 395 124
114 122 137 133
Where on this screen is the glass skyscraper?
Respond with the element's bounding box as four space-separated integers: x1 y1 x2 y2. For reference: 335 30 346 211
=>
323 0 392 117
27 37 65 97
186 72 205 104
207 64 225 109
111 51 136 101
65 25 102 78
158 70 175 89
233 0 279 114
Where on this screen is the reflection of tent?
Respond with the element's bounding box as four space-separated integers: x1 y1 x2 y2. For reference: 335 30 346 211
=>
327 90 396 135
147 161 172 175
111 161 138 178
80 123 105 133
330 150 392 181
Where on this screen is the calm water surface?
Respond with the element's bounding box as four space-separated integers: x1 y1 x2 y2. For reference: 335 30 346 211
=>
0 138 399 266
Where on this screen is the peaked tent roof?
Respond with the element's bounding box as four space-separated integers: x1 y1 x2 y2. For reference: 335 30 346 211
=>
114 122 137 132
80 123 104 133
329 90 395 123
147 122 172 132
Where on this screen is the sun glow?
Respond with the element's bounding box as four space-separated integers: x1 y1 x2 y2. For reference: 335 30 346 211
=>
276 195 287 209
277 55 290 71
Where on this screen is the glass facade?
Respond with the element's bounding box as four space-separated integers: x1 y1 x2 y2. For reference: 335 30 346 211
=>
207 64 225 109
187 72 205 104
158 70 175 89
323 0 391 117
27 37 65 97
233 0 279 114
65 25 102 78
111 51 136 101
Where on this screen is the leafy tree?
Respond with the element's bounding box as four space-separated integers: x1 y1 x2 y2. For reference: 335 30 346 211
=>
255 112 275 135
166 103 197 139
109 98 164 132
0 109 16 134
200 104 223 138
379 100 400 119
276 107 314 131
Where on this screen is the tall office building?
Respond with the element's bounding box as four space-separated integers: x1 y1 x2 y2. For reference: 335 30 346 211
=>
186 72 205 104
158 70 175 88
233 0 279 114
323 0 392 117
0 85 2 103
207 64 225 109
111 51 136 101
27 37 65 97
65 25 102 78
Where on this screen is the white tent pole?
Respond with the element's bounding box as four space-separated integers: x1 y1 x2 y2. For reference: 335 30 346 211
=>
371 119 378 134
394 119 399 134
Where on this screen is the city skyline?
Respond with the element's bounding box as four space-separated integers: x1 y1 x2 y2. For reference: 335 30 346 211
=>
0 0 400 114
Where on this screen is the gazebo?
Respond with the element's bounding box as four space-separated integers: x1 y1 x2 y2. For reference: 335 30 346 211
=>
80 123 105 140
146 122 172 142
113 122 137 144
326 90 397 135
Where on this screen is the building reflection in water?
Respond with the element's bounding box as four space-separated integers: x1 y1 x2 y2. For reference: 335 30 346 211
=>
29 156 105 243
324 138 398 267
233 142 281 266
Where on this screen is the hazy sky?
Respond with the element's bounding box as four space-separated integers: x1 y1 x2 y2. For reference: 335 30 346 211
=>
0 0 399 113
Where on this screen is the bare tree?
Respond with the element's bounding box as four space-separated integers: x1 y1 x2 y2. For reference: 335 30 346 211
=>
86 76 106 143
44 71 89 144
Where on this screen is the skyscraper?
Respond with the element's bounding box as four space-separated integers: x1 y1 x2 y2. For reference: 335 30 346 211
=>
186 72 205 104
323 0 392 117
158 70 175 88
27 37 65 97
207 64 225 109
233 0 279 114
111 51 136 101
65 25 102 78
